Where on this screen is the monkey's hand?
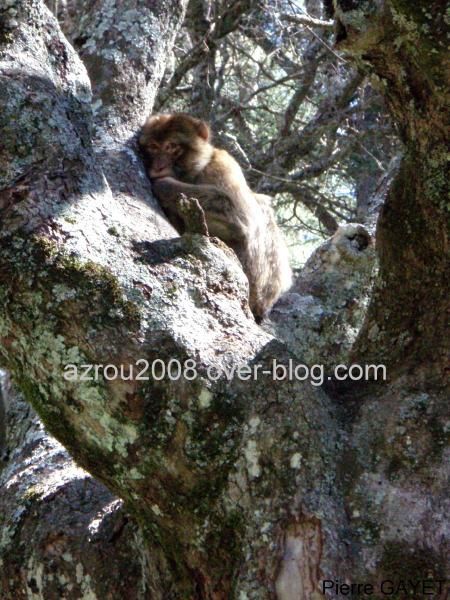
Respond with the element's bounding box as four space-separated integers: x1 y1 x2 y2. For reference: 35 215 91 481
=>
152 177 221 204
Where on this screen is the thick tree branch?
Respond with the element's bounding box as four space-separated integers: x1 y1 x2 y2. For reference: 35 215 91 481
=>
0 1 352 595
72 0 187 133
1 1 447 596
0 373 146 599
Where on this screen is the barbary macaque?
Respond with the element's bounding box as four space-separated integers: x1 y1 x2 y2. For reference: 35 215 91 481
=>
139 113 292 322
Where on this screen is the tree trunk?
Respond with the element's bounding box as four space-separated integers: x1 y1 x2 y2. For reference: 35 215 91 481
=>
328 0 449 590
332 0 449 374
0 0 448 597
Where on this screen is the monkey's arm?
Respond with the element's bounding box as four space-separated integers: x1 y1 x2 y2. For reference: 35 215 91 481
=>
152 177 246 242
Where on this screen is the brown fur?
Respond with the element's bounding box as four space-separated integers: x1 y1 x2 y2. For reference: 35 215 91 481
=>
139 113 292 321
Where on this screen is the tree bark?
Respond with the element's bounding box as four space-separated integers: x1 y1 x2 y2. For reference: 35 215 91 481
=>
0 0 448 597
0 372 146 599
331 0 449 375
327 0 450 591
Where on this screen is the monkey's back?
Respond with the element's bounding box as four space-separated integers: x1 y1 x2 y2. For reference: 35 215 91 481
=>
250 194 292 319
201 150 292 320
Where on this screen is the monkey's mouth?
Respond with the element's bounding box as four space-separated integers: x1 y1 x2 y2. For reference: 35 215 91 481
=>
149 170 174 179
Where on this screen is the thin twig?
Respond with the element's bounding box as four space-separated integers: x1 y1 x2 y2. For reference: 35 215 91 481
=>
281 14 334 30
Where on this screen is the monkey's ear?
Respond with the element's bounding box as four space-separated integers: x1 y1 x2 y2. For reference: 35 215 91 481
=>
145 114 164 127
144 114 172 130
140 115 157 142
196 120 211 141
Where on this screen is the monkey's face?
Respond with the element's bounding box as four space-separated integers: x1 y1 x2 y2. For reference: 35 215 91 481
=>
142 139 183 179
139 113 212 181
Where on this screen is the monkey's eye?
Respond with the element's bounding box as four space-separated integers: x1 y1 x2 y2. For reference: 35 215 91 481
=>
164 142 181 155
147 142 160 153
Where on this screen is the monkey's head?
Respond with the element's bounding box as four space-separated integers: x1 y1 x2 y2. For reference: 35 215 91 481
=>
139 113 212 180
